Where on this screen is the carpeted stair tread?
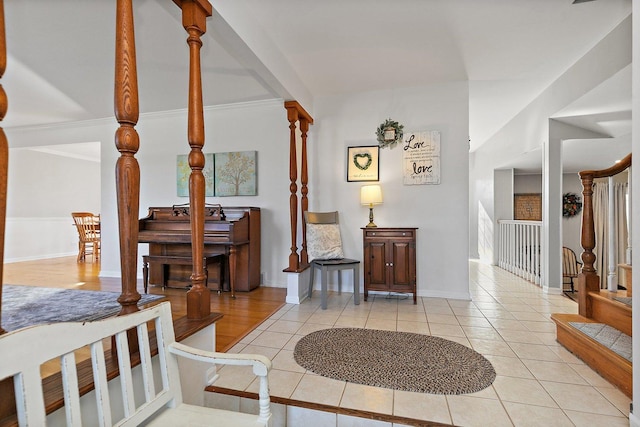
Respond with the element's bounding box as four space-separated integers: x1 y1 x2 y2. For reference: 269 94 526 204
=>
568 321 631 362
613 296 632 306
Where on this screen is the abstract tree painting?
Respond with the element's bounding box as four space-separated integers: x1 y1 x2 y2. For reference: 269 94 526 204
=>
214 151 257 196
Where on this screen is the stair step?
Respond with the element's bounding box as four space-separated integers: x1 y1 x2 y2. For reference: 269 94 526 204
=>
551 313 631 397
204 386 452 426
589 290 632 336
568 322 631 361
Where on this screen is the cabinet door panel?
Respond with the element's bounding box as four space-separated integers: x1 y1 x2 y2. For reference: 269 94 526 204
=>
368 241 387 285
391 241 412 288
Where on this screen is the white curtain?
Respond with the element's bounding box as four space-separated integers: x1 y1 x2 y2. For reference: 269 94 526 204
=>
593 181 628 289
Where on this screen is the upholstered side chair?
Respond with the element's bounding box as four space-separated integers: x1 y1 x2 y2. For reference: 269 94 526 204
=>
305 211 360 310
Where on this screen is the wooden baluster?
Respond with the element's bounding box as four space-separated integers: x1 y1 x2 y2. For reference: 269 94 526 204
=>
174 0 212 319
285 106 299 272
114 0 142 316
299 118 309 266
0 0 7 336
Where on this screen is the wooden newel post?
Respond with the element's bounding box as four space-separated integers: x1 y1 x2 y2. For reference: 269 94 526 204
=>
577 173 599 317
174 0 212 319
114 0 142 316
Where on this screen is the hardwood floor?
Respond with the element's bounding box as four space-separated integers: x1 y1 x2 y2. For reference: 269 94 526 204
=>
2 256 287 352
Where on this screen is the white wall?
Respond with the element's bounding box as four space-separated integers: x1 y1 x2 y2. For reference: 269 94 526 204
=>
311 82 470 300
4 147 100 261
514 174 542 195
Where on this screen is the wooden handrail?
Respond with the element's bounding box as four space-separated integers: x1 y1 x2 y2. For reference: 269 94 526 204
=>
577 153 631 317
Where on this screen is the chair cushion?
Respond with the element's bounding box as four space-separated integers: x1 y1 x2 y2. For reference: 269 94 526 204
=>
307 223 344 260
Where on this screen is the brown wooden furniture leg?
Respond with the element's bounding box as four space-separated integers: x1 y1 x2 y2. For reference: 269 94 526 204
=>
142 256 149 293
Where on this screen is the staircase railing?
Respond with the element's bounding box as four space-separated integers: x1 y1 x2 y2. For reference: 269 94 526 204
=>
577 153 631 317
498 220 542 284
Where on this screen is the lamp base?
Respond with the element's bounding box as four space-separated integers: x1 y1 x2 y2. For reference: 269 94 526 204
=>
365 206 377 228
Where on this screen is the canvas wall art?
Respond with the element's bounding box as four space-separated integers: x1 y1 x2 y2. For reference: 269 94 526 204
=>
176 153 214 197
402 131 441 185
214 151 257 196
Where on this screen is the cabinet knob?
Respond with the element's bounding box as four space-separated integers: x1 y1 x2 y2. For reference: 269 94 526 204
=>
402 233 406 236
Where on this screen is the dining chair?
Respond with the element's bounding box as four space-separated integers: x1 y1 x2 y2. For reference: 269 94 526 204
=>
71 212 101 262
305 211 360 309
562 246 582 293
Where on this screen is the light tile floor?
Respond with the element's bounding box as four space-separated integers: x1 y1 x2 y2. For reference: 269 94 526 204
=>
216 261 631 426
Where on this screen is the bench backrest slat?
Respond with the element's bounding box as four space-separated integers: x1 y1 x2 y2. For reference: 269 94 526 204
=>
137 322 157 403
91 340 113 427
115 329 136 418
61 351 82 426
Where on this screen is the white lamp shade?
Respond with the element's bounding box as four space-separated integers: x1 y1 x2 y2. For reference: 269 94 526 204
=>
360 185 383 205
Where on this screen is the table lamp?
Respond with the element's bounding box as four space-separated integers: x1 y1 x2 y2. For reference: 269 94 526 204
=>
360 184 383 228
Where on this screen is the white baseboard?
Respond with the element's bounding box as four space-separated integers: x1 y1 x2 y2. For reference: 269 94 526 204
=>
5 252 76 263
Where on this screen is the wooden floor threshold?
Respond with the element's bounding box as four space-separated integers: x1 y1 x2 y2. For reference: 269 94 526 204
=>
551 313 632 398
206 385 453 427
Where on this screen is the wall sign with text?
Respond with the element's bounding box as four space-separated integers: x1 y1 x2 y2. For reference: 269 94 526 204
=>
402 131 441 185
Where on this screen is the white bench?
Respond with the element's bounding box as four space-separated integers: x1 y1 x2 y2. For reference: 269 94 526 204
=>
0 301 272 426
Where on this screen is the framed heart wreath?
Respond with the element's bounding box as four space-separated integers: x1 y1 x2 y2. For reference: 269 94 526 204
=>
563 192 582 218
347 146 379 182
353 152 372 170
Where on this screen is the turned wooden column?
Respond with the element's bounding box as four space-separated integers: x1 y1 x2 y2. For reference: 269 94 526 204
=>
285 106 299 272
299 118 310 266
577 173 598 317
114 0 142 316
0 0 7 336
0 1 16 420
174 0 212 319
283 101 313 272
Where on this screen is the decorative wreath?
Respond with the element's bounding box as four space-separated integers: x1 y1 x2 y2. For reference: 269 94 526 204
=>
352 152 372 170
563 192 582 218
376 118 404 148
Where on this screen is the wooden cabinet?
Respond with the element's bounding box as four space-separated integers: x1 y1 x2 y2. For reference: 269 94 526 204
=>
362 227 417 304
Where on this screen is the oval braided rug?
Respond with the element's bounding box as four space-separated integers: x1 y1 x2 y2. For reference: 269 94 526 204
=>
293 328 496 395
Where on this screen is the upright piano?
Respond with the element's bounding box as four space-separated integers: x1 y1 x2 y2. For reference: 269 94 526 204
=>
138 205 261 292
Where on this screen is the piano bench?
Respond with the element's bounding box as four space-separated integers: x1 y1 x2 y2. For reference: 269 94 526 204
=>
142 254 224 294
